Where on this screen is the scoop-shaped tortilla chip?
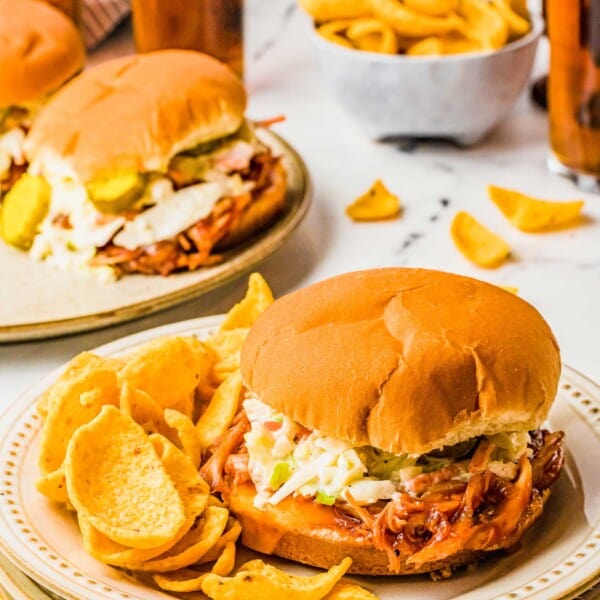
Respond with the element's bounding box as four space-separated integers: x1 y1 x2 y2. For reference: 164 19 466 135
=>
152 541 236 593
118 336 211 419
299 0 371 21
451 211 511 268
220 273 274 331
163 409 202 469
78 435 209 566
201 557 352 600
489 0 530 37
325 582 379 599
457 0 508 49
196 371 243 451
205 329 248 385
119 382 177 439
197 517 242 564
407 36 444 54
404 0 457 16
346 18 398 53
346 179 401 221
488 185 585 232
317 20 355 48
372 0 463 37
65 405 186 550
36 467 69 504
38 363 119 475
37 352 121 417
128 506 229 572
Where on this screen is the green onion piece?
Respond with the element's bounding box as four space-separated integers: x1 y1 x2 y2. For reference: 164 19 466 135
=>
315 490 336 506
269 462 291 490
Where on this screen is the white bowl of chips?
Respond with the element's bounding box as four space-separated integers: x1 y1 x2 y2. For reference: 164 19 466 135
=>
309 9 543 145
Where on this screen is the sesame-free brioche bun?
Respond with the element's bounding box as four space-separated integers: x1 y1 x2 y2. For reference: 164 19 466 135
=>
240 268 561 456
0 0 85 107
25 50 246 181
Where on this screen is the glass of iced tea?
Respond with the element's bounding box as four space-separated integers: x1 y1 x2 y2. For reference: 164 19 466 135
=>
131 0 243 77
547 0 600 190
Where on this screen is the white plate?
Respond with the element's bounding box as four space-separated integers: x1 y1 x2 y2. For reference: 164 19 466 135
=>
0 551 58 600
0 130 311 343
0 316 599 600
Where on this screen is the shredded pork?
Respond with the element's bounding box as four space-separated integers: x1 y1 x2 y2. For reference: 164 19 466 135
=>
210 422 564 573
200 412 250 493
90 152 281 277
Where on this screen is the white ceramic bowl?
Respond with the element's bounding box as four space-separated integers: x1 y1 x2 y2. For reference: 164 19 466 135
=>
312 16 544 145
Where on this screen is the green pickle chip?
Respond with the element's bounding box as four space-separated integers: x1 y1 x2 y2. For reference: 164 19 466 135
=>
87 170 146 214
0 174 51 249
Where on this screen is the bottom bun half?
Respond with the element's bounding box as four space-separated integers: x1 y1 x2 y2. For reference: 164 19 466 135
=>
227 482 550 576
217 159 287 249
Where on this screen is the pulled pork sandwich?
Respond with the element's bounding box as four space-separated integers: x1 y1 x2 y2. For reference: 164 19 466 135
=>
205 268 565 576
2 50 285 280
0 0 85 196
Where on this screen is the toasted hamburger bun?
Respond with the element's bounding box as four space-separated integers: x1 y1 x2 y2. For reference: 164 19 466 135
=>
217 159 287 249
25 50 246 181
227 482 551 576
240 268 561 456
0 0 85 107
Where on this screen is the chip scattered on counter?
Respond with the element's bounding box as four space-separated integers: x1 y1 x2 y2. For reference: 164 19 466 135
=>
346 179 402 221
451 211 511 268
302 0 530 55
488 185 585 232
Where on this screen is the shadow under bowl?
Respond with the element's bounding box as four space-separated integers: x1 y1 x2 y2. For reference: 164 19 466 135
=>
311 16 544 146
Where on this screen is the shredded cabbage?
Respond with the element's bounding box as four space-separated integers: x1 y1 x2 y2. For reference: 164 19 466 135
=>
243 397 528 509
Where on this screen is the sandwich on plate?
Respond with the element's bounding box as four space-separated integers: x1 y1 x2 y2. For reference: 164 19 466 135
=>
1 50 286 280
208 268 565 576
0 0 84 197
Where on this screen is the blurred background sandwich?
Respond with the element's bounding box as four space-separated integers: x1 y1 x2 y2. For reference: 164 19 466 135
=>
1 50 286 279
0 0 85 197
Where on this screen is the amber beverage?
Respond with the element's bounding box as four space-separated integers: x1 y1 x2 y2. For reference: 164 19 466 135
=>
131 0 243 77
547 0 600 184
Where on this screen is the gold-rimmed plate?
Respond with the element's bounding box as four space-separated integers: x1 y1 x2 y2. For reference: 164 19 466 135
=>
0 551 57 599
0 316 598 600
0 130 311 343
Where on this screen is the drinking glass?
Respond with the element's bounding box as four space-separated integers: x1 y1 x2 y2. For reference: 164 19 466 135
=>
547 0 600 190
131 0 243 77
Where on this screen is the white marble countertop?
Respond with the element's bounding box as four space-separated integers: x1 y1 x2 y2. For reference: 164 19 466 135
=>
1 1 599 414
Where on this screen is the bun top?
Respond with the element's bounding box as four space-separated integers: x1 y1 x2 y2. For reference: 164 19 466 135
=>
0 0 85 107
25 50 246 181
240 268 561 455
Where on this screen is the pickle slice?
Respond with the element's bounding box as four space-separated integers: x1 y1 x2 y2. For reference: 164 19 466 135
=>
168 155 210 187
0 174 51 250
87 170 146 214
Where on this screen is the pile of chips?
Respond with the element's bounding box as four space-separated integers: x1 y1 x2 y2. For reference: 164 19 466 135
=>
36 273 378 599
299 0 531 55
